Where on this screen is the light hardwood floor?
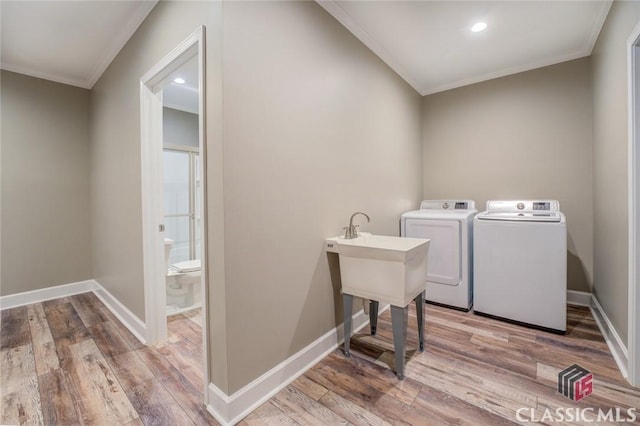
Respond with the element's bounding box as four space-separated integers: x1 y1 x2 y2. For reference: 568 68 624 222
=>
2 293 639 425
1 293 216 425
242 304 640 425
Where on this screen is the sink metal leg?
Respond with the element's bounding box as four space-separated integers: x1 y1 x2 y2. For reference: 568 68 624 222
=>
343 294 353 357
390 305 408 379
414 292 425 351
369 300 379 335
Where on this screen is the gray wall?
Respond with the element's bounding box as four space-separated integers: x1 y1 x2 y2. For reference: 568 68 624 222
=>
163 107 199 149
422 58 594 293
222 1 422 393
1 70 92 296
89 1 228 389
592 1 640 346
89 0 420 396
89 2 218 320
16 0 624 400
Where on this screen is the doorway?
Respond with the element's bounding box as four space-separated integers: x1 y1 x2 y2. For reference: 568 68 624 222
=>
140 26 209 400
162 56 202 318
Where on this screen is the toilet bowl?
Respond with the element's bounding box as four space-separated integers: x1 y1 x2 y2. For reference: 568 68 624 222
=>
164 238 201 314
171 260 201 285
171 259 201 273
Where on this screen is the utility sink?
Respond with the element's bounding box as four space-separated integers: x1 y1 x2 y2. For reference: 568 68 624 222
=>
326 231 430 379
326 233 430 307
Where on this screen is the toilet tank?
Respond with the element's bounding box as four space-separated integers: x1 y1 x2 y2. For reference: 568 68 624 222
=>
164 238 173 271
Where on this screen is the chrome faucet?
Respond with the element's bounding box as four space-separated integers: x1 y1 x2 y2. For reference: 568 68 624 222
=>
344 212 370 239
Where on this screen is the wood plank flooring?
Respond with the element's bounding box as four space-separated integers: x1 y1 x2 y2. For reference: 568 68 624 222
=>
0 293 216 425
242 304 640 425
2 293 639 425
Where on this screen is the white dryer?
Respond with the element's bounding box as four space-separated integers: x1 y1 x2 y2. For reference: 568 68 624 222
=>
473 200 567 332
401 200 477 310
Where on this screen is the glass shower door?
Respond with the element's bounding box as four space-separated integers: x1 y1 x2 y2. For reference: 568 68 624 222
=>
163 149 193 265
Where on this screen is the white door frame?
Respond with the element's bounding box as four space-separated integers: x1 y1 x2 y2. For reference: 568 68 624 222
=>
140 26 209 399
627 20 640 387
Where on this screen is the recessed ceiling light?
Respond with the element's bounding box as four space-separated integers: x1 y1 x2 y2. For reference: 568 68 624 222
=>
174 77 185 84
471 22 487 33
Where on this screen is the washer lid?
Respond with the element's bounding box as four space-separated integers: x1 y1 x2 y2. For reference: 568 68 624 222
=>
484 200 560 213
476 211 562 222
478 200 562 222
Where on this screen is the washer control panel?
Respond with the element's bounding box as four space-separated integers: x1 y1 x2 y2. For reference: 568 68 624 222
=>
485 200 560 213
533 202 551 211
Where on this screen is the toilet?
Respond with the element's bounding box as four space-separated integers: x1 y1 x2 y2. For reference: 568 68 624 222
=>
164 238 201 314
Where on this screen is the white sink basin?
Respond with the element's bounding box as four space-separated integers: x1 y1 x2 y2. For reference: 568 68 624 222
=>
326 233 430 306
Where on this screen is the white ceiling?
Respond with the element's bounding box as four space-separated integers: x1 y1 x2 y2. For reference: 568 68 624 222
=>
1 0 157 89
318 0 612 95
163 55 199 115
1 1 612 97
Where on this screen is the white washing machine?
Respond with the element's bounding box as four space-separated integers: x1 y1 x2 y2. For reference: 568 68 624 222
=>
473 200 567 332
401 200 477 310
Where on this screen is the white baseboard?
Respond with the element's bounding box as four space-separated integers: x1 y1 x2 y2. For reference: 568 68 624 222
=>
92 281 147 345
567 290 592 307
0 279 95 310
0 279 147 345
206 306 379 426
590 295 629 379
565 290 628 380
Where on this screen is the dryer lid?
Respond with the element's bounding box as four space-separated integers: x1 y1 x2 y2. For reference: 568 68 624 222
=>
402 210 477 221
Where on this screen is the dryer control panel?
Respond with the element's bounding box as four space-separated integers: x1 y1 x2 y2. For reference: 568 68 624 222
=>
419 200 476 211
